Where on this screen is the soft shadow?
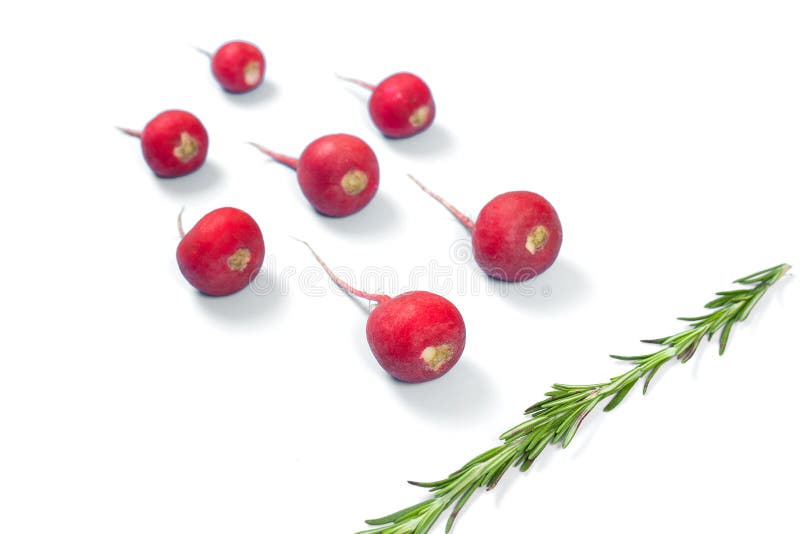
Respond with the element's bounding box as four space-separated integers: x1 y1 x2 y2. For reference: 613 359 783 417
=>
321 194 400 237
383 124 455 157
338 290 373 316
349 323 379 371
193 269 284 324
221 79 279 106
490 445 558 504
690 344 706 381
154 160 223 196
392 360 495 422
563 407 609 461
499 260 590 313
340 84 371 104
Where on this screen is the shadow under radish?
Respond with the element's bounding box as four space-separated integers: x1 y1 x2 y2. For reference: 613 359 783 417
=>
499 259 591 314
392 359 496 423
319 194 400 238
154 160 223 197
192 268 284 325
383 123 455 158
221 79 280 107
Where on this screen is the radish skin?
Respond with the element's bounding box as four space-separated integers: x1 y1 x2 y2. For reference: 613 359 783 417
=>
297 240 466 382
120 110 208 178
251 134 379 217
340 72 435 138
208 40 266 93
409 176 563 282
177 207 265 296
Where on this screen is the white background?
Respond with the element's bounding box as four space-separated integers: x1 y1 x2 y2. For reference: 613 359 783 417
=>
1 1 799 532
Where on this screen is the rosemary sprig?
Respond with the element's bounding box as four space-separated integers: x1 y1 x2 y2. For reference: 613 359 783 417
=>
357 263 790 534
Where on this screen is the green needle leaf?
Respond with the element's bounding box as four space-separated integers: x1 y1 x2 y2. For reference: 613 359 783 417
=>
357 263 790 534
604 380 637 412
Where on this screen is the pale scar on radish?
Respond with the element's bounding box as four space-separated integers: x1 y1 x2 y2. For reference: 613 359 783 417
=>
227 248 252 271
421 344 454 371
409 105 431 128
526 225 549 255
244 61 261 86
340 169 368 195
173 132 200 162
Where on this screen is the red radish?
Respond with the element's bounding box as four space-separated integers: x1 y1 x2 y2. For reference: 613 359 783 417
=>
297 240 466 383
250 134 379 217
338 72 435 138
119 110 208 178
177 207 265 296
204 40 266 93
409 176 563 282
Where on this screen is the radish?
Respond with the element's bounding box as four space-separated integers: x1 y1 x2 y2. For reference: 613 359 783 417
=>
338 72 435 138
177 207 265 296
203 40 265 93
409 176 563 282
250 134 379 217
297 240 465 383
119 110 208 178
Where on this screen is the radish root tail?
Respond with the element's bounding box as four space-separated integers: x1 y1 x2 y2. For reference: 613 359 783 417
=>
335 73 377 92
408 174 476 231
117 126 142 138
193 46 213 59
293 238 390 304
248 142 299 170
